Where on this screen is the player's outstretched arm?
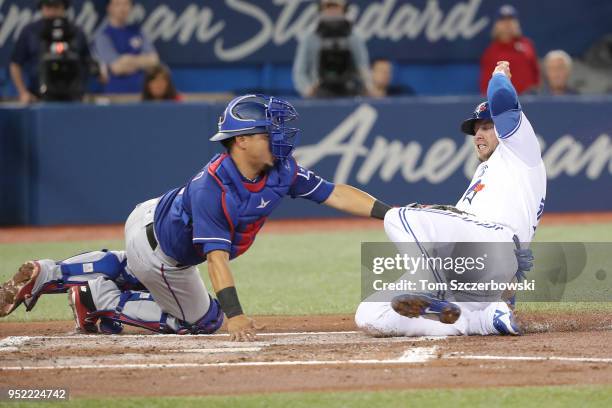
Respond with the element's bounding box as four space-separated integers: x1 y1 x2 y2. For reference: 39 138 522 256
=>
207 250 262 342
487 61 542 166
487 61 521 139
323 184 391 219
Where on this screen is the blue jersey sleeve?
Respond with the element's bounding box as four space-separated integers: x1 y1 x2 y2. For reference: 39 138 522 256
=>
289 165 335 203
190 184 233 255
93 30 120 64
140 28 157 54
488 73 542 166
487 73 521 139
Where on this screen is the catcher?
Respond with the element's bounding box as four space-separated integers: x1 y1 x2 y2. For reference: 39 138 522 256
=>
0 94 392 341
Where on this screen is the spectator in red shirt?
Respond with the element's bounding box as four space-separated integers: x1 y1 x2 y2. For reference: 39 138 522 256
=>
479 5 539 95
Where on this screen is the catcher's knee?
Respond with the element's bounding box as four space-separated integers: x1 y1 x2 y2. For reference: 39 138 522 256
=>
177 298 224 335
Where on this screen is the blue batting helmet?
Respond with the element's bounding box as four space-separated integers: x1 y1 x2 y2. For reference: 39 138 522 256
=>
210 94 300 160
460 101 492 135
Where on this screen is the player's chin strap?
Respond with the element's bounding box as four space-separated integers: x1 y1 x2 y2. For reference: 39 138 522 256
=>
91 293 224 335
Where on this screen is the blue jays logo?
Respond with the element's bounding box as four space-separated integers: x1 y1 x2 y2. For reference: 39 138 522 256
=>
462 179 485 204
475 102 488 115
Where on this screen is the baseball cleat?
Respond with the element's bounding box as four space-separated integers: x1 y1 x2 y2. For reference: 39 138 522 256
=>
68 286 98 334
0 261 41 317
98 317 123 335
391 293 461 324
492 306 522 336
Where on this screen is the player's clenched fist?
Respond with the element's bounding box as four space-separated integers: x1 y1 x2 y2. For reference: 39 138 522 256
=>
227 314 264 342
493 61 511 78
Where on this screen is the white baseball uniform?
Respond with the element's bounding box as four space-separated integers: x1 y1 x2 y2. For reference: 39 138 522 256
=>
356 73 547 336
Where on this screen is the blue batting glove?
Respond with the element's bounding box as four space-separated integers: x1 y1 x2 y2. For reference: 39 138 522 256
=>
514 247 534 282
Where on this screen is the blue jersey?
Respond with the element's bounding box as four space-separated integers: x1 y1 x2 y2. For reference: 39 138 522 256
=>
94 23 155 93
154 153 334 265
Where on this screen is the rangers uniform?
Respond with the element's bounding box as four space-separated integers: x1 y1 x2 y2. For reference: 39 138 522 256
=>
1 95 336 335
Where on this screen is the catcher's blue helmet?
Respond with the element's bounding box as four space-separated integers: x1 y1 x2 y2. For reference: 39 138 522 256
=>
460 101 492 135
210 94 300 160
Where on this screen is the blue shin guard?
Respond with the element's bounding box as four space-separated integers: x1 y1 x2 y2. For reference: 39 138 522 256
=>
26 250 143 312
176 298 224 335
60 250 142 289
95 293 224 335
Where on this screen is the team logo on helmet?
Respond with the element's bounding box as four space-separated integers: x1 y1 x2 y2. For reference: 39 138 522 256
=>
475 102 488 116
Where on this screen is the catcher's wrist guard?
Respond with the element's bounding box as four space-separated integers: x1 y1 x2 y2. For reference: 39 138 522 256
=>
216 286 243 318
371 200 392 220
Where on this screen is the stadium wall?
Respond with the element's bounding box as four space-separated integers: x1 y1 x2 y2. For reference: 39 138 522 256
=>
0 96 611 225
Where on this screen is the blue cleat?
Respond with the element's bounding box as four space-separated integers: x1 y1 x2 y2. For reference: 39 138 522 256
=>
391 293 461 324
99 317 124 335
492 305 522 336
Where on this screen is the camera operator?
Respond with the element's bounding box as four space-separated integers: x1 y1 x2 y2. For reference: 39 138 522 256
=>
9 0 94 103
293 0 373 98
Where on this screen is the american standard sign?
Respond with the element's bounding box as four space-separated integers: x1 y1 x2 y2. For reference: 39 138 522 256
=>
294 103 612 186
1 0 610 65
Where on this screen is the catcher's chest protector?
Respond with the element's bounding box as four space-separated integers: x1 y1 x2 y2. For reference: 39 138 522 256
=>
208 153 297 256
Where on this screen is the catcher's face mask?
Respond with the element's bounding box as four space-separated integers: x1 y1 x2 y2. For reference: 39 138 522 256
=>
266 97 300 161
211 94 301 162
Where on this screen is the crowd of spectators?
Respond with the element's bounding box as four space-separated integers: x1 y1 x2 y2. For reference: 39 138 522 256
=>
6 1 598 103
292 2 583 99
9 0 169 103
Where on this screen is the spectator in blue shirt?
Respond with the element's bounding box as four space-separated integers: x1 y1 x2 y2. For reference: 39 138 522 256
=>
9 0 91 103
94 0 159 93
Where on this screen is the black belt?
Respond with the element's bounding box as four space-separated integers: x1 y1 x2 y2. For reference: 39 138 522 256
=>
145 222 185 267
146 222 158 250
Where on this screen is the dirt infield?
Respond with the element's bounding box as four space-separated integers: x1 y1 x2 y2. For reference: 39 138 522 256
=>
1 217 611 397
2 212 612 244
1 312 610 398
